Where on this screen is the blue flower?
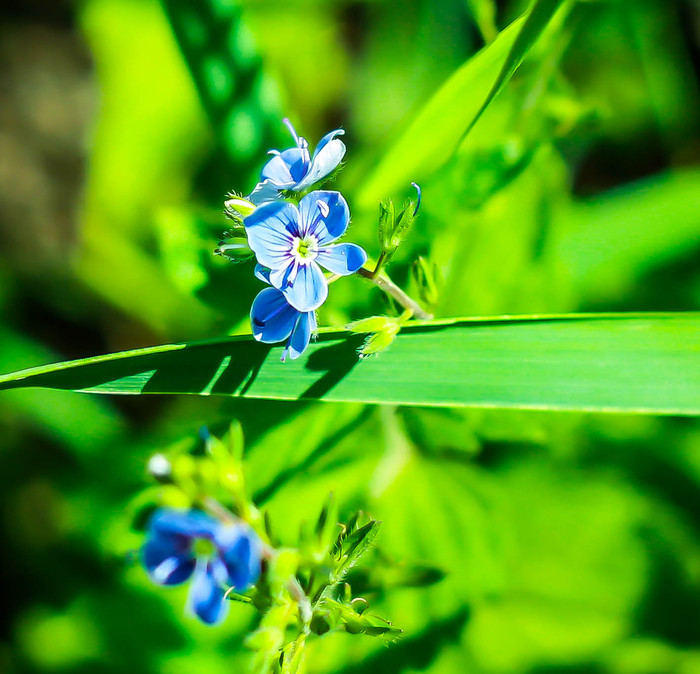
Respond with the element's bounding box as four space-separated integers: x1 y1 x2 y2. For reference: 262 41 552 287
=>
244 190 367 312
250 265 316 361
248 119 346 205
142 509 262 625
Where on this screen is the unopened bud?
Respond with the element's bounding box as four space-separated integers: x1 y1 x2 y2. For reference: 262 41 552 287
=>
347 315 395 334
224 195 256 219
148 454 172 481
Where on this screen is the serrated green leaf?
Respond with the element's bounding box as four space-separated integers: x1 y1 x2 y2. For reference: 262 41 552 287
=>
0 314 697 415
337 520 382 578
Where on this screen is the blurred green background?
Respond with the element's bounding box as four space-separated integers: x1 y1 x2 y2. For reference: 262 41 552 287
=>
1 0 700 672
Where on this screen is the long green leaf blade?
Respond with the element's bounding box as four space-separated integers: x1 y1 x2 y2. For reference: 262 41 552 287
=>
460 0 566 143
0 314 697 415
357 0 565 207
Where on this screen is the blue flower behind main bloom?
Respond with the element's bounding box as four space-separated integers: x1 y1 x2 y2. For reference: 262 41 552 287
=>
248 118 346 205
142 509 262 625
244 190 367 312
250 265 316 361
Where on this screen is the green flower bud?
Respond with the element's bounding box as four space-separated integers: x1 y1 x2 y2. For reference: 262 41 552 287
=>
224 195 256 219
347 315 396 334
214 237 254 263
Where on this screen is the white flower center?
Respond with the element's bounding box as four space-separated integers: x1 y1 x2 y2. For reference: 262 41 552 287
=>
292 234 319 264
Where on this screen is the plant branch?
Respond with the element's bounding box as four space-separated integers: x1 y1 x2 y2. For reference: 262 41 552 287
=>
356 267 433 320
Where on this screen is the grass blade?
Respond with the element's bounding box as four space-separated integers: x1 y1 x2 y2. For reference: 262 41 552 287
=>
358 0 566 206
0 314 697 415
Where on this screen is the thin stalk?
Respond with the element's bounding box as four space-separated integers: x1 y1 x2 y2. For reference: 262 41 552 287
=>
356 267 433 320
372 251 387 279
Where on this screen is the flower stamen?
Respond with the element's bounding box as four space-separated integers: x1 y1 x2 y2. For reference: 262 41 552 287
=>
291 234 319 264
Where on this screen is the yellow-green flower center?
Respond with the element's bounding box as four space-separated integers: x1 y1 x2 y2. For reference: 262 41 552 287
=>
193 538 216 557
293 235 319 262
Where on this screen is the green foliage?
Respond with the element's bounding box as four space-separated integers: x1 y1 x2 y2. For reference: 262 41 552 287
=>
2 1 700 674
139 426 405 674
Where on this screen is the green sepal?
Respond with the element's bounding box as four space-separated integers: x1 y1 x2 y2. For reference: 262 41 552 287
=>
224 193 256 220
214 237 254 263
412 256 441 308
313 597 402 639
378 200 395 250
390 202 416 249
334 518 381 579
347 315 398 334
315 492 339 553
358 329 400 359
224 588 254 603
347 315 404 358
280 635 306 674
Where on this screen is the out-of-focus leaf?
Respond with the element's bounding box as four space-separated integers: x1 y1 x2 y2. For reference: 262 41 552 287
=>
358 0 566 206
77 229 218 338
463 457 651 671
77 0 218 335
0 314 697 415
466 0 498 43
552 168 700 303
161 0 282 169
466 0 567 138
0 328 123 454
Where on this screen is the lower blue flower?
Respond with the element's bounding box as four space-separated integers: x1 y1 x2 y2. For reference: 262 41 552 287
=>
142 509 262 625
251 286 316 361
250 264 316 361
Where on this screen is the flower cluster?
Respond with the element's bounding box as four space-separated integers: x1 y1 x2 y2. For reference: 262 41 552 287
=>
136 424 414 674
142 509 262 625
221 119 367 361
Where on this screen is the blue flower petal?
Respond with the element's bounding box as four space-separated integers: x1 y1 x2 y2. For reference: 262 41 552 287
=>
261 148 309 187
149 509 219 539
215 525 262 590
314 128 345 155
282 261 328 312
142 539 196 586
250 288 298 343
254 264 271 284
244 201 298 269
247 179 281 206
316 243 367 276
142 510 219 586
298 191 349 244
295 130 345 191
188 562 228 625
286 311 316 360
268 264 293 291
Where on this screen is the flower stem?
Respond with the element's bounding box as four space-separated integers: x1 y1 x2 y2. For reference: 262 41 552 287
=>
356 267 433 320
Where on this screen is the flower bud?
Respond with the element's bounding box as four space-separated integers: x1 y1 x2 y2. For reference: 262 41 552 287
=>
147 453 171 481
224 195 256 219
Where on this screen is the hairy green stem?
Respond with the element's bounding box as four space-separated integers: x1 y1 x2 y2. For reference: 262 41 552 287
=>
356 267 433 320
